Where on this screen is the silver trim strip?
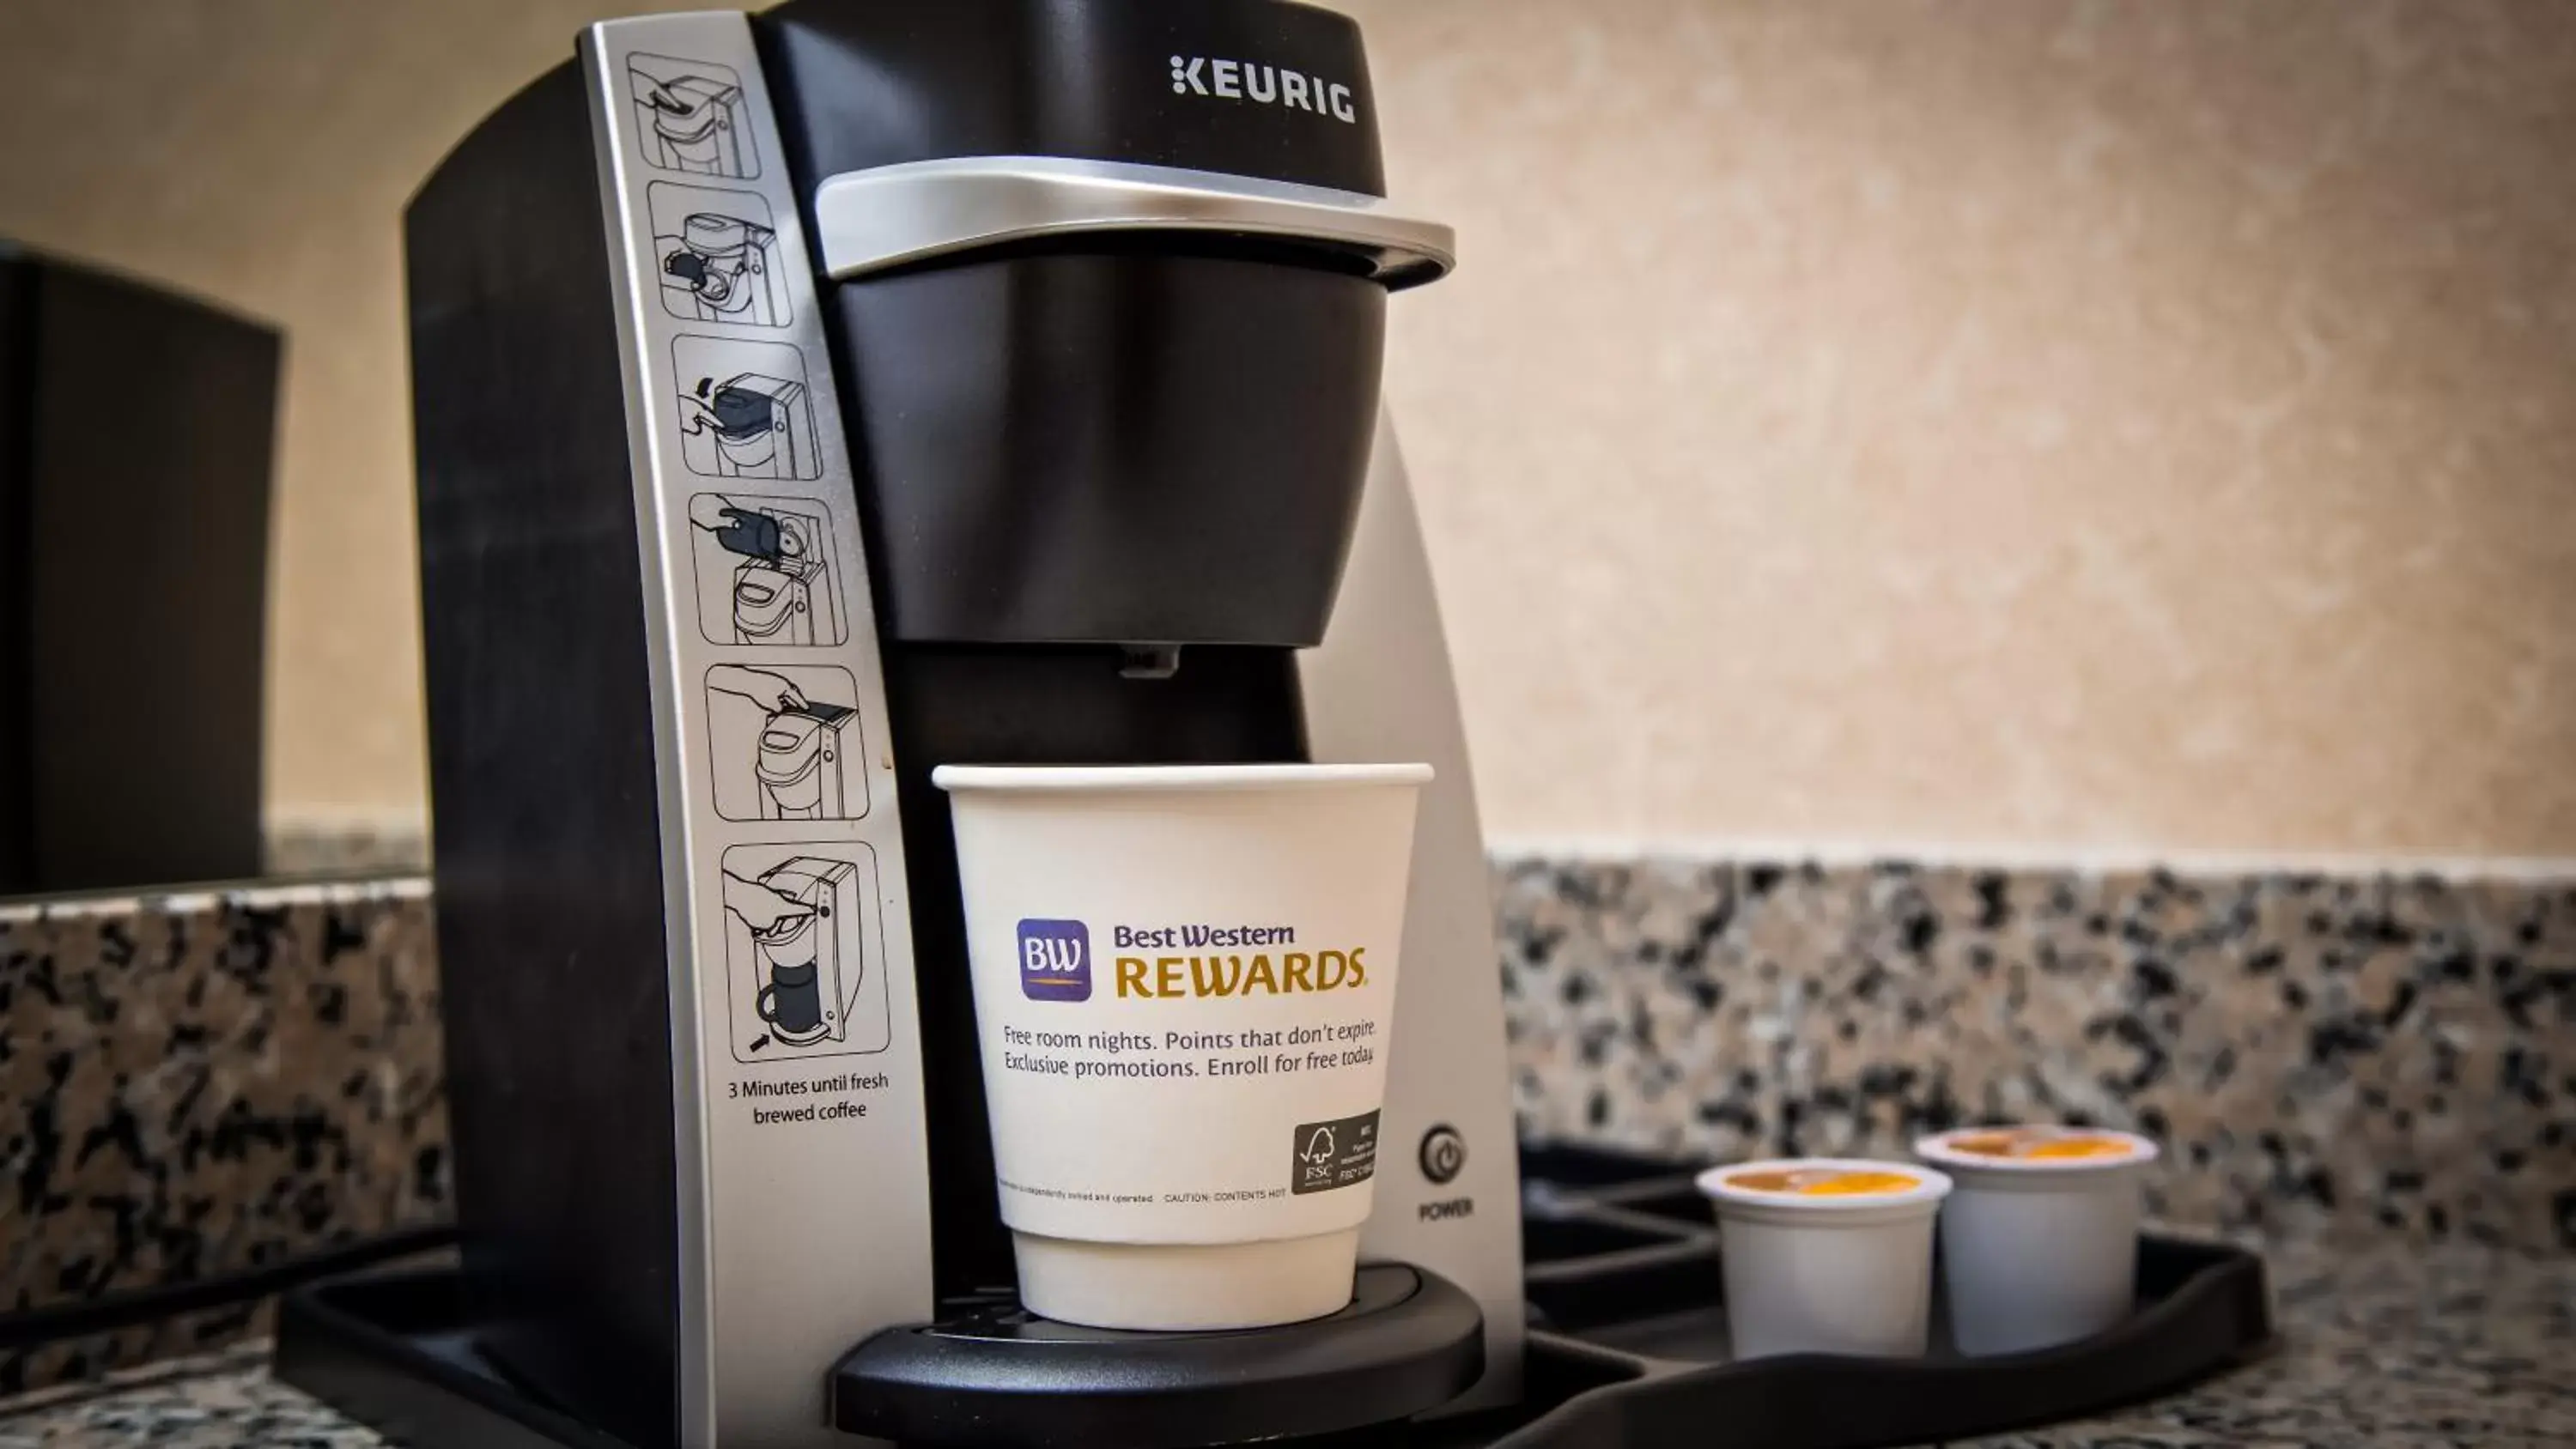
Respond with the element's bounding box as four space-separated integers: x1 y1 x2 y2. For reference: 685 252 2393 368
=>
812 155 1455 287
578 28 717 1446
584 14 935 1446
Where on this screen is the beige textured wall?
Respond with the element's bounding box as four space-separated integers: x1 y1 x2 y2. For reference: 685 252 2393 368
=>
0 0 714 849
3 1 2570 858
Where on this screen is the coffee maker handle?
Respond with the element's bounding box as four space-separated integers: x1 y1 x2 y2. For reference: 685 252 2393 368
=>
812 155 1455 290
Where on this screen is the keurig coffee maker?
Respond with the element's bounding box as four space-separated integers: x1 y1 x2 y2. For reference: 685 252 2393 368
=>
331 3 1523 1446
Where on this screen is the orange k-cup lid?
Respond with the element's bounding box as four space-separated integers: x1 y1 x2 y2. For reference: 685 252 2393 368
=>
1695 1158 1953 1218
1914 1126 2159 1173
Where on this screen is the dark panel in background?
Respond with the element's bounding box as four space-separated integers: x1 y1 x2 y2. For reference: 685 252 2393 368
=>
0 246 278 894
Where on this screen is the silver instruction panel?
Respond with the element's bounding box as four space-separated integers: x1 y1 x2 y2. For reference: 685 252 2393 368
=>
583 14 933 1448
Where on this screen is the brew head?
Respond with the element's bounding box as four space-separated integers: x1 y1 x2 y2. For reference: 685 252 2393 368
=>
762 0 1451 650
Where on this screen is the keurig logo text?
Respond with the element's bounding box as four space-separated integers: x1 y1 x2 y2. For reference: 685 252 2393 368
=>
1169 55 1358 123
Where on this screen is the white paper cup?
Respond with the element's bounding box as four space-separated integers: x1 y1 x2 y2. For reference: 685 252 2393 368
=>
933 762 1431 1331
1695 1160 1951 1360
1915 1127 2159 1355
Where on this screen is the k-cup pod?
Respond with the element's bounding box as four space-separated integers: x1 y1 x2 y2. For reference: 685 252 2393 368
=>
933 762 1431 1331
1915 1126 2160 1355
1695 1160 1953 1360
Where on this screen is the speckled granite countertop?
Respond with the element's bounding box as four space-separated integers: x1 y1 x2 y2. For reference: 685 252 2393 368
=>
1956 1235 2573 1446
6 854 2567 1441
0 1234 2566 1446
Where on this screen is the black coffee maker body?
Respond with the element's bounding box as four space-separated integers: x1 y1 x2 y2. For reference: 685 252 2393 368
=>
406 3 1522 1445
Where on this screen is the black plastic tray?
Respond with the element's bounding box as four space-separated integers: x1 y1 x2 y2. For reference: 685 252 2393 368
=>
1494 1143 2277 1447
273 1142 2275 1448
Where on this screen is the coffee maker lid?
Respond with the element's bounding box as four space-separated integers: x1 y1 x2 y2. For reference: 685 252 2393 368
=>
708 380 780 437
813 155 1454 290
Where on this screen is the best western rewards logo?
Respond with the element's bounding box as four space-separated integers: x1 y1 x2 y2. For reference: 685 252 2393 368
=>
1112 949 1365 998
1018 919 1091 1001
1019 918 1370 1000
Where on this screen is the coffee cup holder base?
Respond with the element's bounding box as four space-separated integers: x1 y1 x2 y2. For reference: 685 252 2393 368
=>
828 1263 1485 1447
273 1263 1483 1449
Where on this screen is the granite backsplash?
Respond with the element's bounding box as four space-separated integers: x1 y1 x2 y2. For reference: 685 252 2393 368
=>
0 882 446 1392
3 854 2568 1393
1497 857 2574 1252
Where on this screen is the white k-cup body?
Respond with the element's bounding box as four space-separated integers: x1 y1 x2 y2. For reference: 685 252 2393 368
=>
934 763 1431 1331
1696 1161 1952 1361
1916 1129 2158 1355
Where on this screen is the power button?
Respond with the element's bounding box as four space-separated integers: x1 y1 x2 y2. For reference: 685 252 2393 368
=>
1418 1124 1466 1185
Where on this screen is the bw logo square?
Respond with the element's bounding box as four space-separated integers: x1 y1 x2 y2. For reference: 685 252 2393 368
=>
1018 919 1091 1001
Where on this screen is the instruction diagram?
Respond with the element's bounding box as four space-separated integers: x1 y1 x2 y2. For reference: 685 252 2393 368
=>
652 183 790 326
687 491 847 646
673 336 821 481
704 664 868 822
629 53 758 178
720 843 890 1062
